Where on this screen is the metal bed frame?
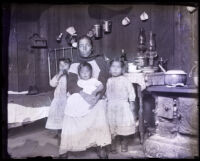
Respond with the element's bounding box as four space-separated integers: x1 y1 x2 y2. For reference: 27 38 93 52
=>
47 47 75 82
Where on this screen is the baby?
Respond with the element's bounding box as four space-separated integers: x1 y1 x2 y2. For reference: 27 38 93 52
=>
65 62 103 117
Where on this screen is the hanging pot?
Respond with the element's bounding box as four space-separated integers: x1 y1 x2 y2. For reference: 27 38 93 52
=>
165 70 187 86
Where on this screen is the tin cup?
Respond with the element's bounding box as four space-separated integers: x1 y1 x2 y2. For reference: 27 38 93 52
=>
93 24 103 39
66 26 76 35
122 17 130 26
103 20 112 33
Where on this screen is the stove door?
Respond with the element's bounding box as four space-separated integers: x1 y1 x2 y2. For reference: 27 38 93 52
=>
178 97 198 136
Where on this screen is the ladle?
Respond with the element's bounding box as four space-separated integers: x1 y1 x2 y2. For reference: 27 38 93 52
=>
158 64 166 73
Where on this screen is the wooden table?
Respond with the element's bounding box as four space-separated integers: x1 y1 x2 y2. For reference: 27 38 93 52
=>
124 73 147 144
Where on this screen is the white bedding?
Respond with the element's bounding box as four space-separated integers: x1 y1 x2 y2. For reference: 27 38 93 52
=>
8 91 29 95
8 103 50 124
7 91 53 128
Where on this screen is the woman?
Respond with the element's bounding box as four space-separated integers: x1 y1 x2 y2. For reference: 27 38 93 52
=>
59 36 111 159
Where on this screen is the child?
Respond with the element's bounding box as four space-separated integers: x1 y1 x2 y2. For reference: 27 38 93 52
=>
65 61 104 117
45 58 71 140
106 59 137 153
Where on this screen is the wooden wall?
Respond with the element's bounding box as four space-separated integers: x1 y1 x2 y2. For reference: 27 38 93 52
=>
8 4 198 92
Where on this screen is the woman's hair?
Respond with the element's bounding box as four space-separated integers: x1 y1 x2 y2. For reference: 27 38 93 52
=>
58 58 72 65
78 61 93 76
109 58 125 68
78 35 93 47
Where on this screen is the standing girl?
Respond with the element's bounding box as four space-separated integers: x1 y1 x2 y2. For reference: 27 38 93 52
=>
45 58 71 141
106 59 137 153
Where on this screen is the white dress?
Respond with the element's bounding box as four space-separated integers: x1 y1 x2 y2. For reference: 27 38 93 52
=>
45 74 67 130
106 75 136 137
65 78 102 117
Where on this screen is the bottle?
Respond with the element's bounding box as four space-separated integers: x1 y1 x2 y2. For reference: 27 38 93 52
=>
149 31 156 51
139 28 146 45
56 33 63 43
138 28 146 53
121 49 128 62
121 49 128 72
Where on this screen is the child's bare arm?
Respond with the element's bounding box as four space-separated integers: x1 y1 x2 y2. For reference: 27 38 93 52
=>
56 70 64 80
88 93 101 109
50 71 64 87
80 91 98 106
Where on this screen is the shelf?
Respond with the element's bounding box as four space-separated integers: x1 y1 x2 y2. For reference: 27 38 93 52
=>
146 85 198 94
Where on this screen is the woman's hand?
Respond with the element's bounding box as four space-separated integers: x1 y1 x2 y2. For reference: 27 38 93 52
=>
80 91 99 106
88 94 101 110
91 84 104 96
91 90 97 96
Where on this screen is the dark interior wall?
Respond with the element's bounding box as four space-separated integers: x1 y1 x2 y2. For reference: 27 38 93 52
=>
174 5 198 85
8 4 198 92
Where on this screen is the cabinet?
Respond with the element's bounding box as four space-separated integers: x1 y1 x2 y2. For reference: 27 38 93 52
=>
143 86 198 158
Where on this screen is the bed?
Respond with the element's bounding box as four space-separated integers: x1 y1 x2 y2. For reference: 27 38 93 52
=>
7 91 54 128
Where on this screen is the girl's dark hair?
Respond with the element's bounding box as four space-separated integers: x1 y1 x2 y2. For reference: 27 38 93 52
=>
109 58 125 68
78 61 93 76
59 58 72 65
78 35 93 47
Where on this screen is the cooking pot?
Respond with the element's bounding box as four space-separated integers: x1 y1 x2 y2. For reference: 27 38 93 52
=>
165 70 187 86
159 65 187 86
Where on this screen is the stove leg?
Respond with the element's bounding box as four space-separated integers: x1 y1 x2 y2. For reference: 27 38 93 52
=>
138 85 144 144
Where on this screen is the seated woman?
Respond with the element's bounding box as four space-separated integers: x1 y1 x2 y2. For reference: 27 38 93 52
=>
59 36 111 159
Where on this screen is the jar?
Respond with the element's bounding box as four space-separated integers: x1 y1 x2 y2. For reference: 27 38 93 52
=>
135 56 146 69
93 24 103 39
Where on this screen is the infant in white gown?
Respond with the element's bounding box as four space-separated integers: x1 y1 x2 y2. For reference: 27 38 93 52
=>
65 78 102 117
65 62 104 117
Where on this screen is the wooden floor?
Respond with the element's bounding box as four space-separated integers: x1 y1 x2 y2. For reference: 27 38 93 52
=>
7 118 146 159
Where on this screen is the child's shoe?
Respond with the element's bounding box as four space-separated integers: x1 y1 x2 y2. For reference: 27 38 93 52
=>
97 147 108 159
57 136 61 146
110 141 117 154
121 143 128 152
121 137 128 152
59 152 68 159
